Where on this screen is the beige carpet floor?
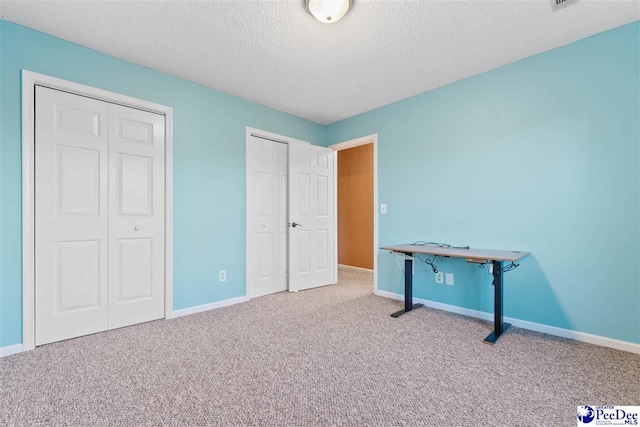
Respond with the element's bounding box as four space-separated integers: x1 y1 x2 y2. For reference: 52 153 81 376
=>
1 268 638 426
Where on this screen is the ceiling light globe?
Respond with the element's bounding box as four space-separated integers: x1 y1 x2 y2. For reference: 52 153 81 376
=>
306 0 351 24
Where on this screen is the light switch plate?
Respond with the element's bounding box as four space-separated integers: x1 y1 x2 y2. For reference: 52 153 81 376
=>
445 273 454 286
380 203 387 214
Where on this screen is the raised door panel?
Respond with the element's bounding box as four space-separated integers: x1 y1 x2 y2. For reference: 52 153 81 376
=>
118 154 153 216
297 174 310 217
118 119 153 145
297 230 310 273
53 105 101 143
257 172 276 218
35 86 109 346
317 230 328 271
115 238 153 302
258 233 277 279
56 146 101 216
55 240 101 312
316 175 328 217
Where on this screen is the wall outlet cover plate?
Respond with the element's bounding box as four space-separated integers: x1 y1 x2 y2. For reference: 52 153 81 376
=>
445 273 454 286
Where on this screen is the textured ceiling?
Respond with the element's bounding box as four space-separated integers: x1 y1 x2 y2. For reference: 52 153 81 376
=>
1 0 638 124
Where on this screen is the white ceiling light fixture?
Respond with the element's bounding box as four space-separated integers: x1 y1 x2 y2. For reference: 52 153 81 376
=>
305 0 351 24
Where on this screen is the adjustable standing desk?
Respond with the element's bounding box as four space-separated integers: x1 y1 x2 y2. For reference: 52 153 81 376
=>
380 244 530 344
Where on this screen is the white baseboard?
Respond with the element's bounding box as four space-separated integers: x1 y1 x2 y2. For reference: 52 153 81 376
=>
338 264 374 273
374 290 640 354
0 343 24 358
173 296 249 318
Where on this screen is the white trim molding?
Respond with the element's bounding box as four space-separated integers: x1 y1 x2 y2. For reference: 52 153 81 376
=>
0 344 24 358
330 134 377 151
246 127 311 146
338 264 374 273
374 290 640 354
21 70 174 351
330 134 378 293
173 296 249 318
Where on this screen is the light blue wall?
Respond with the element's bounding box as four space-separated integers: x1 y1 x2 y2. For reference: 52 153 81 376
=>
0 20 327 347
327 21 640 344
2 19 638 349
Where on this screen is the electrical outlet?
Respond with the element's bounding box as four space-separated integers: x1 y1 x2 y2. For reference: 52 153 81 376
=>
219 270 227 282
445 273 454 286
435 272 443 284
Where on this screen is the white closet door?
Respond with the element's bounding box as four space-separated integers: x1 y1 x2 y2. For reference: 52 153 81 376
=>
246 136 288 298
288 141 336 292
35 86 110 345
108 104 165 329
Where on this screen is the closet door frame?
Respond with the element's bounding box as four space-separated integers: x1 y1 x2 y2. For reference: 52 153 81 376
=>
21 70 174 351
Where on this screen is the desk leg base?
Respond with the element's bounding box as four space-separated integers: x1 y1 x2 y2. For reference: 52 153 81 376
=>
483 323 511 345
390 303 424 318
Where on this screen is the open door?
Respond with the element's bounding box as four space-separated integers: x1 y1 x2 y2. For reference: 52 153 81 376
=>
288 141 336 292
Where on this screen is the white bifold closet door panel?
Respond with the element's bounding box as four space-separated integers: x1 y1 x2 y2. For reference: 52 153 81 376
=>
35 86 165 346
35 87 110 345
107 104 165 329
246 136 288 298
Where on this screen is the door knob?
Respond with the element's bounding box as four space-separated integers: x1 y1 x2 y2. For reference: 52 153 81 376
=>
134 226 140 231
290 222 302 228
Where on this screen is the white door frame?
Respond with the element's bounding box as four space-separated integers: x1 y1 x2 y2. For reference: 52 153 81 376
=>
21 70 174 351
245 127 310 298
329 134 378 293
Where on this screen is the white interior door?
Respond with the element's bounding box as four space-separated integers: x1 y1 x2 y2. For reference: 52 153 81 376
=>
35 86 165 345
288 141 336 292
246 136 288 298
107 104 165 329
35 86 110 345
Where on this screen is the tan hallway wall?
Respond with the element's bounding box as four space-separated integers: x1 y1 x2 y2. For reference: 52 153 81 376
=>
337 143 373 269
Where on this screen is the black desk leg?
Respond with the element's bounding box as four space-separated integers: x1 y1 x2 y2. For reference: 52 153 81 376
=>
391 252 424 318
484 260 511 344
